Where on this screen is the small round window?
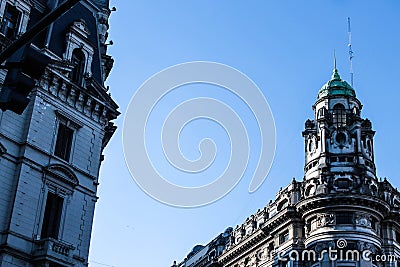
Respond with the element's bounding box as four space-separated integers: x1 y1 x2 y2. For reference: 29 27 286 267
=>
335 132 347 145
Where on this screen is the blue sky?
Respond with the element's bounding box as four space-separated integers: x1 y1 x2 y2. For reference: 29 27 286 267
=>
89 1 400 266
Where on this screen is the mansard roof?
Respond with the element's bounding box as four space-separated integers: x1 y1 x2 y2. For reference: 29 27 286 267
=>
92 0 110 9
28 2 104 85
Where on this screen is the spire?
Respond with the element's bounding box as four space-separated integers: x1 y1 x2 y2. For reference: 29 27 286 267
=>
332 50 340 80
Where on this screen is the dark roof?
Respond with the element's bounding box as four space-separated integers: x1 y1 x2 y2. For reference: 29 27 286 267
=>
48 2 103 84
91 0 110 9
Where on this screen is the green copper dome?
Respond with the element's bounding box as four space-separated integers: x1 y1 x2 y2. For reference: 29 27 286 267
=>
318 68 355 99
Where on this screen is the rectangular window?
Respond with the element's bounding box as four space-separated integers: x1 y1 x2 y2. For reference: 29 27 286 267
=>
337 178 351 189
332 107 347 127
279 230 289 245
0 4 20 39
336 212 354 224
41 192 63 239
54 123 74 161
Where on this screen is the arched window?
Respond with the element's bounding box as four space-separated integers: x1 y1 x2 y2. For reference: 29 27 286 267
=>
71 48 85 86
332 103 346 127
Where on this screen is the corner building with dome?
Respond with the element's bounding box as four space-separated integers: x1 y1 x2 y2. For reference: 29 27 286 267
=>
173 68 400 267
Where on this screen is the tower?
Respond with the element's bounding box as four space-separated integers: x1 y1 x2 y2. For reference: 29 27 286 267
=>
0 1 118 266
178 66 400 267
302 66 378 196
299 67 386 267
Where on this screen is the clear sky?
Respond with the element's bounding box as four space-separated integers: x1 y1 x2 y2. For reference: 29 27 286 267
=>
89 1 400 266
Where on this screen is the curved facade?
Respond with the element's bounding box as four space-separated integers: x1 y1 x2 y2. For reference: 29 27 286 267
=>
175 68 400 267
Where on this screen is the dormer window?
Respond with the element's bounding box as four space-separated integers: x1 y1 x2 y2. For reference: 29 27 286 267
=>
63 20 94 86
0 3 20 39
71 48 85 86
332 103 346 127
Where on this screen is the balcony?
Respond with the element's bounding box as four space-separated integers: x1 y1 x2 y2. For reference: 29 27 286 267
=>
33 238 75 265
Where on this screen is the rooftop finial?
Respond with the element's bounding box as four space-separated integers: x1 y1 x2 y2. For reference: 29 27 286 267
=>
331 49 340 80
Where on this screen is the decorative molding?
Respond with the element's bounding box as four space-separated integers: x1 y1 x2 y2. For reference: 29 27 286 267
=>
43 164 79 190
354 212 372 228
63 20 95 79
316 213 336 227
55 110 84 129
40 69 119 125
357 241 376 254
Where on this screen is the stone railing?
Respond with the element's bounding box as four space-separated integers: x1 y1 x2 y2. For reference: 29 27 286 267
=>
33 238 75 263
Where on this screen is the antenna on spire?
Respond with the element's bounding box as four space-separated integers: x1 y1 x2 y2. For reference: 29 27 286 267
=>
334 49 337 70
347 17 354 87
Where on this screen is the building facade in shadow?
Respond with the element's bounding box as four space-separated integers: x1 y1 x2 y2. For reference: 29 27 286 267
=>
0 0 118 266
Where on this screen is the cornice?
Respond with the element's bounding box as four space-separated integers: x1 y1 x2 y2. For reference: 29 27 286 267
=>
38 68 119 126
297 194 391 218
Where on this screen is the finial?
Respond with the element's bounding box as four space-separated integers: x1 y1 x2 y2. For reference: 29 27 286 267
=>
331 49 341 80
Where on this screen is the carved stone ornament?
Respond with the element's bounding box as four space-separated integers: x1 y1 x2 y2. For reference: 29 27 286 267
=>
357 241 376 254
238 259 246 267
354 213 372 228
247 254 257 267
316 213 336 227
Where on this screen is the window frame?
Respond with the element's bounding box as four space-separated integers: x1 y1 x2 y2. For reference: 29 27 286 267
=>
40 191 64 239
37 185 69 241
36 164 78 242
0 3 21 39
279 230 289 245
332 103 347 127
63 20 94 85
336 212 354 225
53 111 82 163
54 120 75 162
71 48 86 86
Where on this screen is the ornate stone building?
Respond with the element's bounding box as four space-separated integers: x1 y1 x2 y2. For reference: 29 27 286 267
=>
175 68 400 267
172 228 233 267
0 0 118 266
